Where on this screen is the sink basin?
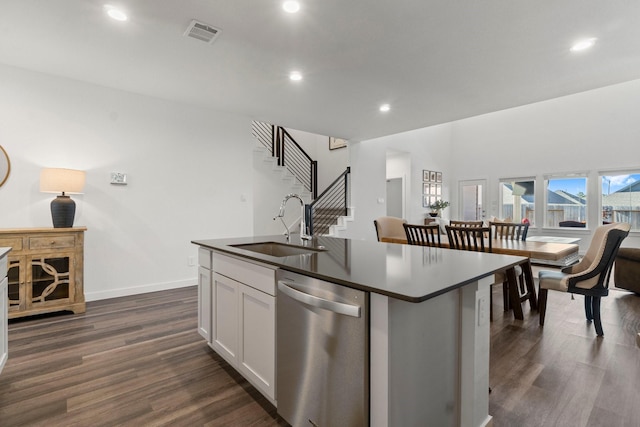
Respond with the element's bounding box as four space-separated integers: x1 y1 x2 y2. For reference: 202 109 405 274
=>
230 242 326 257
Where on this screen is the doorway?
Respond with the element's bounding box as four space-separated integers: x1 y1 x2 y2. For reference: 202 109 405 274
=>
458 179 486 221
386 178 403 218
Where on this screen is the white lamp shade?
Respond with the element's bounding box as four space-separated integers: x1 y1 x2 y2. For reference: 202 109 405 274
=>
40 168 86 194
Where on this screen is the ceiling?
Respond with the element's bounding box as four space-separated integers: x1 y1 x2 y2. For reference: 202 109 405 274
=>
2 1 640 141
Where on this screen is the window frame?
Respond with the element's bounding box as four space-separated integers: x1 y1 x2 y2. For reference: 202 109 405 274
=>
498 177 536 226
599 169 640 232
543 172 589 229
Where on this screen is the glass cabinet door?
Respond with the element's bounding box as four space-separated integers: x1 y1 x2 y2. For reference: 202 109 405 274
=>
7 257 25 312
30 256 73 304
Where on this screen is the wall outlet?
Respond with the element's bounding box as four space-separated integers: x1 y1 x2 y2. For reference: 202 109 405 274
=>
478 296 488 326
188 256 196 266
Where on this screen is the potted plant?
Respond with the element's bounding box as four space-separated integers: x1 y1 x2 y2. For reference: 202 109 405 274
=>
428 199 450 217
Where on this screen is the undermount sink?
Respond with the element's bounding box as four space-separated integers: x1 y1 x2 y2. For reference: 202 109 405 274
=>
230 242 326 257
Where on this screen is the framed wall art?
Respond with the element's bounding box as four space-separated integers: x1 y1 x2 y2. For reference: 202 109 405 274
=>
0 145 10 187
329 137 347 150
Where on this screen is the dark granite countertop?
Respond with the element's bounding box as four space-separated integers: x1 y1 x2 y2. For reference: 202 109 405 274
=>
192 235 526 303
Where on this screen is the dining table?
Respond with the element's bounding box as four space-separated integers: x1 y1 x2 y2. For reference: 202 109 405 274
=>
381 235 580 320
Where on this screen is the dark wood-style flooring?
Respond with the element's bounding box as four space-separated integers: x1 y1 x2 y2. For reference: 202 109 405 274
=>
1 279 639 426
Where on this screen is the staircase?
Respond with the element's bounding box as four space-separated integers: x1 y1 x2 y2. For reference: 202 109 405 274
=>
252 121 351 236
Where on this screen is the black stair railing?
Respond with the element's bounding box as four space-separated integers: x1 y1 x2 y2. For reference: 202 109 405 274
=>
306 167 350 236
252 121 317 199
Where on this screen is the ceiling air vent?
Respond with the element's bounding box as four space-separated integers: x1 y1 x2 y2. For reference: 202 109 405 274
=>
184 20 222 44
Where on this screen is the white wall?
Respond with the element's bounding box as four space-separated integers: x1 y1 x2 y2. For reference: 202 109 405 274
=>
0 63 255 300
449 78 640 250
346 78 640 251
342 124 453 241
286 128 350 192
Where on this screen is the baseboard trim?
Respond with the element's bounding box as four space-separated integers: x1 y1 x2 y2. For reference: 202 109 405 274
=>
85 278 196 302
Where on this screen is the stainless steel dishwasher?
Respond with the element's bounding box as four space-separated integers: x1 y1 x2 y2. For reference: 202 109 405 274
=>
276 270 369 427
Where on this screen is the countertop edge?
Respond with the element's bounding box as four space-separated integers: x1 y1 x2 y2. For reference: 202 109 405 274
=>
192 237 526 303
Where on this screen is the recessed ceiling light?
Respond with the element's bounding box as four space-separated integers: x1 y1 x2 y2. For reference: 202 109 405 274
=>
283 1 301 13
104 5 128 21
570 38 597 52
379 104 390 112
289 71 303 81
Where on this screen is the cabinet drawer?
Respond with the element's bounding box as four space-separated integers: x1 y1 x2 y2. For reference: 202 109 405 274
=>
0 238 22 252
212 252 276 296
29 235 76 250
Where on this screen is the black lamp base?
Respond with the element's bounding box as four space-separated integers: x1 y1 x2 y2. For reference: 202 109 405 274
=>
51 195 76 228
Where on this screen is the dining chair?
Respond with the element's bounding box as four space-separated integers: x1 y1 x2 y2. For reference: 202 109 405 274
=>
403 223 442 247
445 225 491 252
446 224 529 320
449 220 484 228
490 221 531 312
490 221 529 241
373 216 407 242
538 222 630 336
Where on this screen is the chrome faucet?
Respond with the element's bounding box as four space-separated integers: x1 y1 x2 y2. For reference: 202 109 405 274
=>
274 193 312 241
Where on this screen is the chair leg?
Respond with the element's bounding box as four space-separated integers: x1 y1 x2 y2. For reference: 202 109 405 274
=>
592 297 604 337
584 295 593 321
502 281 510 311
539 288 548 327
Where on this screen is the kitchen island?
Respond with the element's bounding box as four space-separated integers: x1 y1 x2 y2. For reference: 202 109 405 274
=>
192 235 525 427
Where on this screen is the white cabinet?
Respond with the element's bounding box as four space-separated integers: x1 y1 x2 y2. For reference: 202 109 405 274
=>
237 281 275 400
1 252 8 374
197 266 211 341
211 272 239 362
207 251 277 404
197 248 212 341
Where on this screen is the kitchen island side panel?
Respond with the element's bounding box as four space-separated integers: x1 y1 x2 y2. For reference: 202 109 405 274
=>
370 276 493 427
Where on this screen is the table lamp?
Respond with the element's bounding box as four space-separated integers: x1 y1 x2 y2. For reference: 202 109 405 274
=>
40 168 86 228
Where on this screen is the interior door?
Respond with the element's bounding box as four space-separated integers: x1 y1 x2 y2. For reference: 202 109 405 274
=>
386 177 404 218
458 179 486 221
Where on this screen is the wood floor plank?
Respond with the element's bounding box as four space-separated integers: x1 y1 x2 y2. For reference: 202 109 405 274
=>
1 282 639 426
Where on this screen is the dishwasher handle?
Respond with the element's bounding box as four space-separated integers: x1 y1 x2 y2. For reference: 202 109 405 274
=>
278 281 361 318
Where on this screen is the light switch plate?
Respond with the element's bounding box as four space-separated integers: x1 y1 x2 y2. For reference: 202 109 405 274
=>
110 172 127 185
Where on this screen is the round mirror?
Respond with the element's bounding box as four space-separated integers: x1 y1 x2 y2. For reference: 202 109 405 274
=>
0 145 10 187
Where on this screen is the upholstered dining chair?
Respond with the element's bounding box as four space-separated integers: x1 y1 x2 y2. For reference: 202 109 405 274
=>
538 222 630 336
403 223 442 247
373 216 407 242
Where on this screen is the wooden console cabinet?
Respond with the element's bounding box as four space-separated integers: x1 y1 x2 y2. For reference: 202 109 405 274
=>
0 227 86 319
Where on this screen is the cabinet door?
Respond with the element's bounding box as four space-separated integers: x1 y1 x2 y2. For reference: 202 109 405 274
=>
197 267 211 341
1 276 8 374
6 257 26 313
29 254 74 306
238 283 276 401
211 273 239 366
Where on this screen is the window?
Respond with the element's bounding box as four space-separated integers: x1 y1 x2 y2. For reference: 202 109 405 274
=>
601 172 640 231
499 179 535 226
545 175 587 228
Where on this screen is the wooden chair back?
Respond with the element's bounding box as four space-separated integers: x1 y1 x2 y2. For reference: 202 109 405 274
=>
449 220 484 228
490 222 529 241
403 223 442 247
445 225 492 252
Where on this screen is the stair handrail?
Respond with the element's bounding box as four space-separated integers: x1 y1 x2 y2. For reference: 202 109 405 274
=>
252 121 317 199
276 127 318 199
306 167 351 236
